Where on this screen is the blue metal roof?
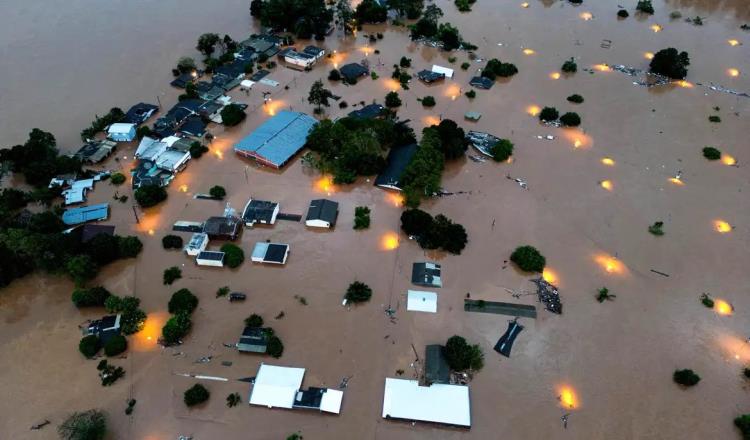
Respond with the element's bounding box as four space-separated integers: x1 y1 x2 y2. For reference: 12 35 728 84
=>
234 111 317 167
62 203 110 225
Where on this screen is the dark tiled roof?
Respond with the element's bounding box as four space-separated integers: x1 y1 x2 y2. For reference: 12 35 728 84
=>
264 244 288 263
339 63 369 81
122 103 159 125
417 70 445 83
203 216 241 239
469 76 494 90
306 199 338 225
242 200 278 224
80 224 116 243
347 103 385 119
424 345 450 384
237 326 269 353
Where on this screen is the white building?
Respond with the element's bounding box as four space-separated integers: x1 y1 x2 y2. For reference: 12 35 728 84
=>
251 242 289 264
406 290 438 313
382 378 471 427
431 65 455 79
196 250 225 267
135 136 191 173
61 179 95 205
249 363 343 414
107 123 137 142
184 233 209 256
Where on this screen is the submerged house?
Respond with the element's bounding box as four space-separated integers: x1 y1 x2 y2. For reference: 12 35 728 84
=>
107 123 137 142
305 199 338 228
411 262 442 288
237 326 269 353
74 139 117 164
184 233 209 256
242 199 280 227
61 179 95 205
382 378 471 428
234 111 317 169
417 70 446 84
122 102 159 125
62 204 109 226
251 242 290 264
424 345 451 385
85 314 121 344
196 250 225 267
282 49 317 70
135 136 191 174
374 144 418 191
347 103 385 120
213 60 247 91
203 216 242 240
406 290 438 313
339 63 369 83
248 364 343 414
469 76 493 90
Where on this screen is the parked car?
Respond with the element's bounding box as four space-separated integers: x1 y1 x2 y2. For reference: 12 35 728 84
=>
229 292 246 302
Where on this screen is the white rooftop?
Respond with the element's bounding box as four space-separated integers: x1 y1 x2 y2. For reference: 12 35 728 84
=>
320 389 344 414
407 290 438 313
155 149 190 172
108 122 136 134
382 378 471 427
432 65 454 79
249 364 305 409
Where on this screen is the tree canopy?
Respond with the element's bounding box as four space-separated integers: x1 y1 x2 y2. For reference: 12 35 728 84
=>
649 48 690 79
401 129 444 207
58 410 107 440
221 103 246 126
168 289 199 315
355 0 388 23
400 209 467 254
345 281 373 303
510 245 546 272
308 80 334 112
445 335 484 371
221 243 245 268
259 0 333 39
134 184 167 208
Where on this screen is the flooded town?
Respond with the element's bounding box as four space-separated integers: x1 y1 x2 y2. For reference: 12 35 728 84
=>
1 0 749 439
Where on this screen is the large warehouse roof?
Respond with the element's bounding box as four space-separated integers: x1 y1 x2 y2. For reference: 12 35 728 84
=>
382 378 471 427
234 111 317 168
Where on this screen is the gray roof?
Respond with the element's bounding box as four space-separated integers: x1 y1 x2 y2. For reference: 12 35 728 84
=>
374 144 418 190
411 262 442 287
339 63 369 81
234 111 317 168
242 199 278 224
424 345 451 385
265 244 288 263
203 216 241 239
306 199 338 225
237 327 269 353
197 250 225 261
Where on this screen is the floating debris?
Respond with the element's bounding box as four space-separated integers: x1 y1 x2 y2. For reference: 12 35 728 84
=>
531 278 562 314
506 174 529 190
536 135 556 141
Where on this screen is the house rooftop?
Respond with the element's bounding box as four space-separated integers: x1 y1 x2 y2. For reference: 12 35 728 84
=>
62 204 109 225
242 199 279 225
249 364 306 409
203 216 242 240
234 111 317 169
374 144 418 191
238 326 269 353
411 262 442 287
251 242 289 264
80 224 116 243
197 250 225 261
347 103 385 120
305 199 339 226
339 63 369 81
122 102 159 125
382 378 471 427
424 345 451 385
417 70 446 83
74 139 117 164
469 76 494 90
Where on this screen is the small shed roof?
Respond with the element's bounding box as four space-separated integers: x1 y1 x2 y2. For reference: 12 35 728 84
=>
407 290 438 313
320 389 344 414
417 70 445 83
249 364 306 409
234 111 317 168
306 199 338 225
382 378 471 427
431 65 454 79
469 76 494 90
123 103 158 125
62 204 109 225
348 103 385 119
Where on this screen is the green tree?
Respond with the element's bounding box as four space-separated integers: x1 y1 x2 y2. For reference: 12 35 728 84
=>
735 414 750 439
636 0 654 14
335 0 354 32
649 48 690 79
354 206 371 230
209 185 226 199
118 236 143 258
250 0 264 17
72 286 111 308
220 104 246 126
79 335 101 358
184 383 210 406
355 0 388 23
189 142 209 158
430 119 468 160
267 335 284 358
168 289 199 314
702 146 721 160
245 314 264 328
345 281 373 303
482 59 518 79
401 130 444 207
58 410 107 440
445 335 484 371
539 107 559 122
110 173 126 185
67 255 99 285
227 392 242 407
385 91 402 108
401 209 434 237
510 245 546 272
561 58 577 73
490 139 514 162
220 243 245 268
421 96 436 107
162 311 192 344
134 184 167 208
163 266 182 285
596 287 616 303
196 33 221 57
559 112 581 127
176 57 197 73
567 94 584 104
328 69 341 81
162 235 184 249
673 369 701 387
104 334 128 357
437 23 462 50
308 80 334 113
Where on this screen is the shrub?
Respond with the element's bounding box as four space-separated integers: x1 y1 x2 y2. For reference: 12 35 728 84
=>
596 287 616 303
539 107 559 122
245 314 264 328
216 286 230 297
649 48 690 79
345 281 373 303
163 266 182 285
465 89 476 99
455 0 473 12
490 139 514 162
184 383 210 407
510 245 546 272
567 94 584 103
189 142 209 158
162 235 183 250
461 62 471 70
399 56 411 68
708 115 721 123
220 243 245 268
104 295 146 335
735 415 750 439
67 254 100 285
168 288 199 314
700 293 714 308
559 112 581 127
72 286 111 307
118 236 143 258
354 206 371 230
220 104 246 126
561 58 577 73
79 335 101 358
226 392 241 408
162 311 192 344
617 9 629 18
267 335 284 358
104 334 128 357
58 410 107 440
482 59 518 79
636 0 654 14
648 221 664 236
744 368 750 379
327 69 340 81
177 56 197 73
673 369 701 387
385 91 402 108
445 335 484 371
134 184 167 208
110 173 126 185
702 147 721 160
209 185 226 199
421 96 436 107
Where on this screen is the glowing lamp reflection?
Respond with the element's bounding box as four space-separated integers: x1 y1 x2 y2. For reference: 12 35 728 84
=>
721 154 737 166
557 386 579 409
542 268 558 285
601 157 615 166
600 180 613 191
526 105 541 116
714 220 732 233
644 52 654 60
728 68 740 77
714 299 733 316
580 12 593 21
728 39 740 47
381 232 400 250
549 72 561 80
522 48 535 55
595 255 624 274
651 24 662 33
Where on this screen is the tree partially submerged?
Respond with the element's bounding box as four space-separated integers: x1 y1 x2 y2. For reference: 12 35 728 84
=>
308 80 334 114
134 184 167 208
559 112 581 127
162 311 192 345
539 107 559 122
445 335 484 371
490 139 514 162
221 243 245 268
220 103 246 126
510 245 546 272
481 59 518 80
353 206 371 230
168 288 199 315
400 209 468 254
673 369 701 387
79 335 101 358
162 235 183 250
58 410 107 440
184 383 210 407
702 146 721 160
345 281 373 303
649 48 690 79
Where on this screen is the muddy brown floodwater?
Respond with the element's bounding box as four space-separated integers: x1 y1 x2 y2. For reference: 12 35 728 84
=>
1 0 750 439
